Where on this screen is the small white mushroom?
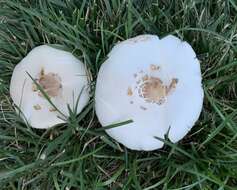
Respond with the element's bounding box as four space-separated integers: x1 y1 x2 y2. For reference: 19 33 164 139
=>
95 34 204 151
10 45 90 129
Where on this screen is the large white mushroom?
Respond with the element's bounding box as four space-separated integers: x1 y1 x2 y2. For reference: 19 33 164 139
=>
10 45 90 129
95 34 204 151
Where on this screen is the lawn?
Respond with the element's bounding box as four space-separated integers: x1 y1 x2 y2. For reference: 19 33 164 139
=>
0 0 237 189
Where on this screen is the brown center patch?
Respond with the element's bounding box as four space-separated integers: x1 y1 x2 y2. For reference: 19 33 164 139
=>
140 77 166 104
127 87 133 96
33 68 62 97
138 76 178 105
39 73 62 97
127 66 178 108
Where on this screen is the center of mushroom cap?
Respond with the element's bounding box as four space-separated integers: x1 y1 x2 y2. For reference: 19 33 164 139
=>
127 64 178 108
139 76 178 105
140 77 166 104
39 73 62 97
32 69 62 97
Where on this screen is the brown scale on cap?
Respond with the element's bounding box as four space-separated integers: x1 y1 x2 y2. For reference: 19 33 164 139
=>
33 104 41 110
166 78 178 94
49 107 57 112
33 68 62 97
127 87 133 96
40 67 45 76
32 83 38 92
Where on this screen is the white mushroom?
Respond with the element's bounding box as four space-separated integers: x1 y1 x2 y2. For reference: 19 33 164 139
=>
95 34 204 151
10 45 90 129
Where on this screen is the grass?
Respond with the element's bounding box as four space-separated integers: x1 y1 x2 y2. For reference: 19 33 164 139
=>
0 0 237 189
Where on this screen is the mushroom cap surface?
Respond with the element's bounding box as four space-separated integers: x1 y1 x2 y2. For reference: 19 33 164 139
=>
95 34 204 151
10 45 90 129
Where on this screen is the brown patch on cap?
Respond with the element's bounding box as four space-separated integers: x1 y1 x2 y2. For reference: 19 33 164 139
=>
49 107 57 112
140 77 166 104
138 76 179 105
32 83 38 92
33 104 41 110
38 73 62 97
40 68 45 76
165 78 178 95
127 87 133 96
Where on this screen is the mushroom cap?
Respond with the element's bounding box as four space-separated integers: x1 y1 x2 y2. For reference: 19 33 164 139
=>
95 34 204 151
10 45 90 129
